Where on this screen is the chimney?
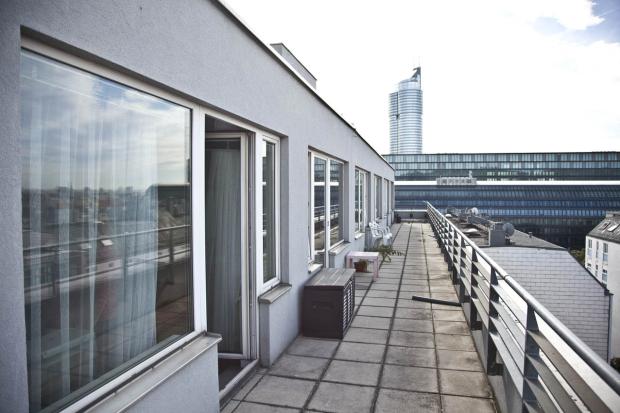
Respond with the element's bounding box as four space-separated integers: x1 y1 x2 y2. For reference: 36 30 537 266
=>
528 232 532 238
270 43 317 89
488 222 505 247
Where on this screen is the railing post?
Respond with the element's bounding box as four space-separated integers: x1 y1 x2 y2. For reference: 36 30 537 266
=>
522 305 540 412
486 267 502 375
468 248 480 329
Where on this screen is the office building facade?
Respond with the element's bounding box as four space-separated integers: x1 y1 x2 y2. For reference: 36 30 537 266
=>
389 67 423 154
386 152 620 249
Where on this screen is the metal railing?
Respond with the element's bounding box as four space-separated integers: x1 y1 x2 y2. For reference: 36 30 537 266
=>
426 202 620 413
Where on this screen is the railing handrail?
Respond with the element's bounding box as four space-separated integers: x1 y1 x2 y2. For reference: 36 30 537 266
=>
426 201 620 394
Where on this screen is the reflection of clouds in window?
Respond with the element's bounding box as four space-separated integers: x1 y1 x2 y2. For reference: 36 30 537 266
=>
21 51 189 191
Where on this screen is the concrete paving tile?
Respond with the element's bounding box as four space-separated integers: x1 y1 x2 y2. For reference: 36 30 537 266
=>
366 289 398 298
220 399 239 413
334 342 386 363
394 307 432 320
385 346 436 368
343 327 389 344
439 370 492 398
400 284 430 292
234 402 299 412
435 334 476 351
434 321 470 335
351 315 391 330
323 360 382 386
308 382 375 413
389 330 435 348
269 354 329 380
287 336 339 358
370 283 400 291
392 318 433 333
231 373 263 400
397 299 431 309
431 303 462 311
437 350 483 372
381 365 439 393
356 305 394 318
375 389 441 413
432 310 466 322
363 297 397 307
441 395 496 413
431 292 459 301
245 375 314 408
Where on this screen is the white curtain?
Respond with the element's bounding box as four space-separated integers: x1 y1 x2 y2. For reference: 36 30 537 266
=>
205 143 242 354
21 51 158 410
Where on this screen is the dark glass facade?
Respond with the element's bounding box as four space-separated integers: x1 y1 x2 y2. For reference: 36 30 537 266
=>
395 184 620 248
385 152 620 181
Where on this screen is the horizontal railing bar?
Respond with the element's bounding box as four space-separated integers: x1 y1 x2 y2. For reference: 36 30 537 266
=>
471 285 490 315
492 317 525 375
526 353 581 413
494 287 527 327
528 330 613 413
525 378 560 413
492 301 526 351
490 330 524 396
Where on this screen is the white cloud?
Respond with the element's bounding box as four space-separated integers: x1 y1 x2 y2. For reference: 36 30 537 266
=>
224 0 620 154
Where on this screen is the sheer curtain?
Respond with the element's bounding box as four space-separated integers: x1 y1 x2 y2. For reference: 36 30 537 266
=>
21 51 164 410
205 140 242 354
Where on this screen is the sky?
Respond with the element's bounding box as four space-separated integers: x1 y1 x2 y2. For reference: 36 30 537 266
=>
224 0 620 155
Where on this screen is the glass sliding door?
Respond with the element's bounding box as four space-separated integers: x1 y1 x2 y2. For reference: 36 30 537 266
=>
205 136 246 356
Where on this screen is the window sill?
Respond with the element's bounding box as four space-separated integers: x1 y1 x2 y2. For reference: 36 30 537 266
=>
88 332 221 412
258 283 292 304
354 232 364 240
308 262 323 276
329 241 350 256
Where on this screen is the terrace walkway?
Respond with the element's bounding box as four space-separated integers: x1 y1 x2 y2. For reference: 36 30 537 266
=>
222 223 496 412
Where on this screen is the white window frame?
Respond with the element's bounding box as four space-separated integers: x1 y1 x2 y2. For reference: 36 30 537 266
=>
259 135 281 293
375 175 382 220
21 37 282 411
354 168 368 234
309 150 346 266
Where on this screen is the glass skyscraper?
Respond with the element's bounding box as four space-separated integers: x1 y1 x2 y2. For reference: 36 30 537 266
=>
389 67 423 154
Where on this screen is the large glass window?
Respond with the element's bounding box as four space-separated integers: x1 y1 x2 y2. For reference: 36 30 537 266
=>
20 50 192 411
330 161 344 246
355 169 367 233
262 139 278 285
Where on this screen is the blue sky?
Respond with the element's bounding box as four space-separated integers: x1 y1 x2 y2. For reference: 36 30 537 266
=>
225 0 620 154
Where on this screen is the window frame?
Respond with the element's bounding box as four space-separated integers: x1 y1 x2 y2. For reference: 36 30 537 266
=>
354 168 368 234
20 37 283 410
308 150 346 267
259 135 281 293
375 175 383 219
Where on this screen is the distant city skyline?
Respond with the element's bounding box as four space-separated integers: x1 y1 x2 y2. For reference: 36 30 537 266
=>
224 0 620 154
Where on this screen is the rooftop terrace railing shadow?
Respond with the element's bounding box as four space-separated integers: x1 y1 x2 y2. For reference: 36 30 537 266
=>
426 202 620 413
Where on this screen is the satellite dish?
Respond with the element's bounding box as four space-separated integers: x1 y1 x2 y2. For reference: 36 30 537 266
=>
471 207 479 216
502 222 515 238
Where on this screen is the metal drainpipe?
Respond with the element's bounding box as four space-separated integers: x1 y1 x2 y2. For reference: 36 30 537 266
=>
608 291 614 363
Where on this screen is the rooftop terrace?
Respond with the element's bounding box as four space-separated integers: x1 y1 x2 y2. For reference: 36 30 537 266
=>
222 223 496 412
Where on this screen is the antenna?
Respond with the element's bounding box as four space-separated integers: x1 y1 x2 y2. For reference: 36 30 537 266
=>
502 222 515 238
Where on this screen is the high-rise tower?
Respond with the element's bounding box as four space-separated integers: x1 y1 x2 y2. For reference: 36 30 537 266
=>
389 67 423 154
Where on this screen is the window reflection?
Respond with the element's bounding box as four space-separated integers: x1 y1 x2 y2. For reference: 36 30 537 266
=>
262 140 277 283
330 162 343 246
20 50 192 411
313 158 326 262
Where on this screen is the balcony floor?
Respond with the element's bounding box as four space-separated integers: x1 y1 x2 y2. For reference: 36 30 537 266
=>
222 223 497 412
